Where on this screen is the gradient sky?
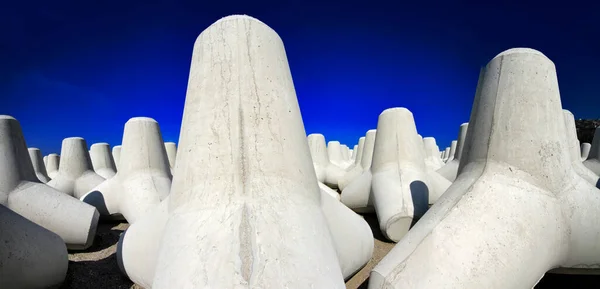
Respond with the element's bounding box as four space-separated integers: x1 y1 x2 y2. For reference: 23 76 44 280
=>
1 0 599 155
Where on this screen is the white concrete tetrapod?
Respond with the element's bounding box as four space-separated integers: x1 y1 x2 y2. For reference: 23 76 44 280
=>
369 48 600 289
352 144 358 160
436 123 469 182
319 187 374 280
341 144 350 161
337 137 367 191
0 204 68 289
340 130 376 212
319 181 341 201
328 141 352 169
119 15 345 289
43 155 48 166
83 117 172 223
28 148 51 183
89 143 117 179
581 142 591 161
442 147 450 162
46 153 60 179
355 137 366 165
112 145 122 170
0 116 99 250
563 110 600 188
307 133 346 189
47 137 106 198
583 128 600 176
370 108 433 242
445 140 457 162
164 142 177 171
423 137 445 171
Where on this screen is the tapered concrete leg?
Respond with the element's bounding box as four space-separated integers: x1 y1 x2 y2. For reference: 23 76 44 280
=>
90 143 117 179
118 197 169 289
307 133 346 189
436 123 469 182
442 147 450 162
369 48 600 289
112 145 122 171
341 169 374 213
370 108 432 242
581 142 591 161
583 128 600 176
28 148 51 183
46 153 60 179
164 142 177 171
0 116 99 250
339 131 375 191
43 155 48 167
423 137 445 171
84 117 172 224
328 141 352 169
0 205 68 289
148 15 343 288
320 189 374 280
47 137 105 198
445 140 457 162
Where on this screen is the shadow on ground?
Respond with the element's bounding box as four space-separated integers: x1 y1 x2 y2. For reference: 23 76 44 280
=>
60 220 138 289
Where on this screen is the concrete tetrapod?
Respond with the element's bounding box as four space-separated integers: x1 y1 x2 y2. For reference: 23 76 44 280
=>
370 108 433 242
583 128 600 176
369 48 600 289
0 205 68 289
442 147 450 162
119 15 345 288
164 142 177 171
43 155 48 167
0 116 99 250
46 153 60 179
82 117 172 224
436 123 469 182
112 145 122 171
563 110 600 188
47 137 106 198
581 142 591 161
445 140 457 162
28 148 51 183
307 133 346 189
423 137 445 171
89 143 117 179
328 141 352 170
337 136 367 191
340 130 376 212
352 144 358 160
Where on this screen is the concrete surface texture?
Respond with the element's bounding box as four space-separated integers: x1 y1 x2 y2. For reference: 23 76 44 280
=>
436 123 469 182
369 48 600 289
307 133 346 189
164 142 177 171
370 108 432 242
89 143 117 179
319 181 341 201
423 137 445 171
47 137 106 198
340 129 377 212
83 117 172 224
28 147 51 183
581 142 591 161
0 204 69 289
583 128 600 176
43 155 48 166
46 153 60 179
120 15 345 289
563 110 600 187
112 145 122 171
352 144 358 160
328 141 352 169
0 116 99 250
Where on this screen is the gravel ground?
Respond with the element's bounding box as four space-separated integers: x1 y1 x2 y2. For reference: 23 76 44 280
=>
58 216 600 289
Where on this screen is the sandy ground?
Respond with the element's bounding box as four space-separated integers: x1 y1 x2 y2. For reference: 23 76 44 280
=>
60 216 600 289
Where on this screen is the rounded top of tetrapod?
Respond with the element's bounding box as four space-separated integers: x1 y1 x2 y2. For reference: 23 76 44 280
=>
28 147 40 152
126 117 157 124
0 115 17 121
90 143 110 148
64 137 84 141
494 48 547 59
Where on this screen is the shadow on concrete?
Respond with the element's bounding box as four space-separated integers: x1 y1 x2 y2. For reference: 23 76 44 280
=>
68 220 126 254
410 180 429 227
535 273 600 288
59 252 134 289
596 178 600 189
361 213 394 243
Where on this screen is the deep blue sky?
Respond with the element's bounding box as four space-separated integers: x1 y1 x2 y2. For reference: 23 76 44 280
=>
1 0 599 155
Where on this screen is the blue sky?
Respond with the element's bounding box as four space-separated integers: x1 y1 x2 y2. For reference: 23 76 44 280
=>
1 0 599 155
